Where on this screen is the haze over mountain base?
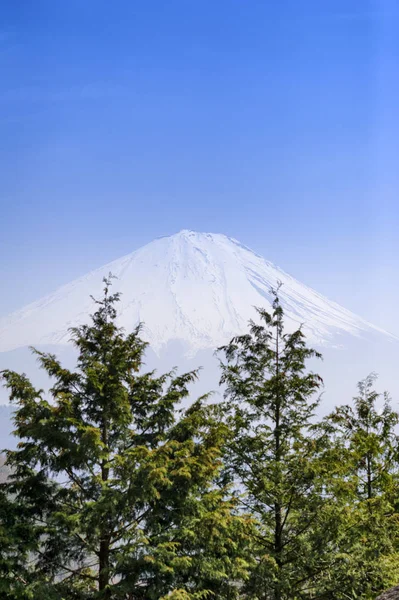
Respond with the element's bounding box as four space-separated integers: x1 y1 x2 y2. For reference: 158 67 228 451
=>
1 331 397 451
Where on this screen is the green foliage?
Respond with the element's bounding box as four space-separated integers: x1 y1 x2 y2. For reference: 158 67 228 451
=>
327 373 399 502
218 287 339 600
318 374 399 598
0 277 250 599
2 280 399 600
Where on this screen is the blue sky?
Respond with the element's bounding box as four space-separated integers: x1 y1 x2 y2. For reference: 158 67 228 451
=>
1 0 398 332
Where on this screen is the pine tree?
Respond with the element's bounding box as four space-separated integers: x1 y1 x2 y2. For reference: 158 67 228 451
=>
218 288 338 600
329 374 399 503
319 374 399 598
0 277 251 600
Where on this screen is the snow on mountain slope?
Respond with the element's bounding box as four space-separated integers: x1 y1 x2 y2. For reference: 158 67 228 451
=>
0 231 392 355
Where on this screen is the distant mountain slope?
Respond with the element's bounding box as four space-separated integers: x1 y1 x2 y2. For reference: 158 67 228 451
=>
0 230 393 356
0 404 15 452
0 454 11 483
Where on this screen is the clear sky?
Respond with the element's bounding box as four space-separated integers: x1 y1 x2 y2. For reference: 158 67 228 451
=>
1 0 398 333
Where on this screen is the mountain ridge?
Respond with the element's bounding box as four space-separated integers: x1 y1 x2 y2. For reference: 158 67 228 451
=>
0 230 394 356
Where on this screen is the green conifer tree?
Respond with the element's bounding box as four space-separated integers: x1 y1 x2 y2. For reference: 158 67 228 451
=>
218 288 338 600
0 277 251 600
320 374 399 599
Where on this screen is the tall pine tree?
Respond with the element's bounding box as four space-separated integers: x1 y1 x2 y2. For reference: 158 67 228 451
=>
218 288 338 600
0 277 252 600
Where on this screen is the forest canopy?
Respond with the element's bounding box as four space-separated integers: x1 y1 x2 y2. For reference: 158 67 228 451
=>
1 278 398 600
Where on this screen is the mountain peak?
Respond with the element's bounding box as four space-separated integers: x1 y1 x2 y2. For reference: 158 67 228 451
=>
0 232 393 355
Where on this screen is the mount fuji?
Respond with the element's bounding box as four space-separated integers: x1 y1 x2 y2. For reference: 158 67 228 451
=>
0 230 393 357
0 229 398 437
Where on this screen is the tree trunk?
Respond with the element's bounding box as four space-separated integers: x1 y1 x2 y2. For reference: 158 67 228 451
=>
367 452 372 501
99 537 111 598
274 325 283 600
99 415 111 597
274 498 283 600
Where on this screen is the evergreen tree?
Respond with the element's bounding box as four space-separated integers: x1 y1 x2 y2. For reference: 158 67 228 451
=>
319 374 399 598
218 288 338 600
0 277 251 600
328 374 399 502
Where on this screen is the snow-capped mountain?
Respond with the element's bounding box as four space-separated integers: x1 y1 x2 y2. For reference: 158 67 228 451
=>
0 230 392 356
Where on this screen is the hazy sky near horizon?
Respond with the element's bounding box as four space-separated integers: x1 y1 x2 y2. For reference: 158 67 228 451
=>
1 0 399 333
